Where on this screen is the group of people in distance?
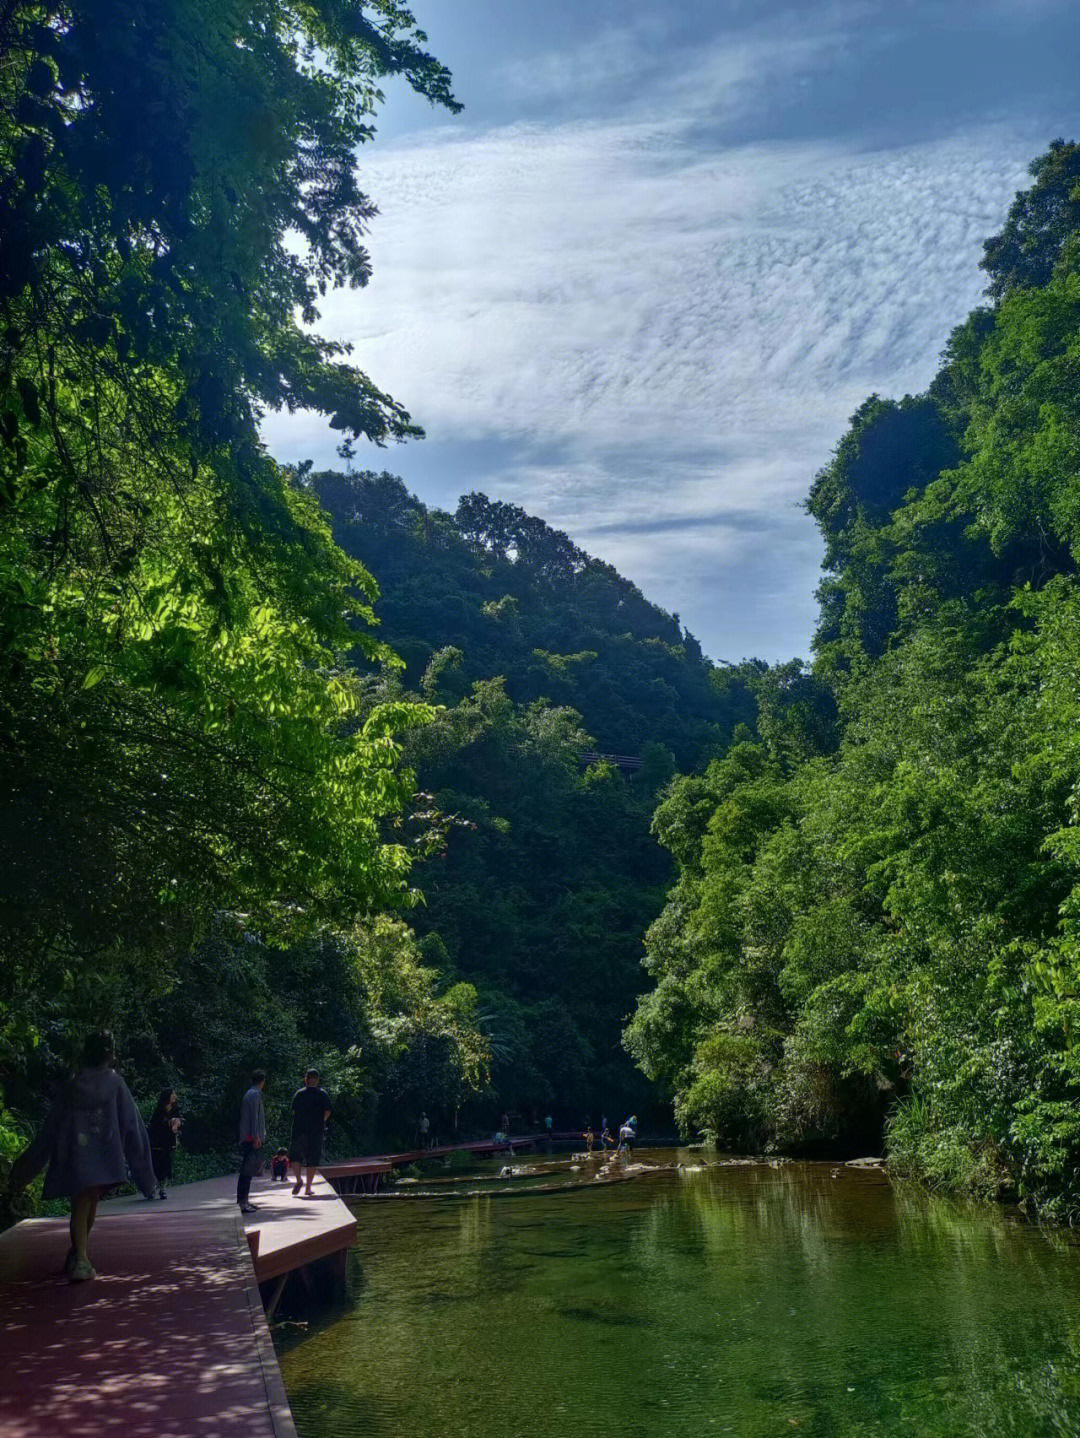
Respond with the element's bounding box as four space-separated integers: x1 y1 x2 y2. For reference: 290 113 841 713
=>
5 1030 334 1280
582 1114 638 1158
235 1067 331 1214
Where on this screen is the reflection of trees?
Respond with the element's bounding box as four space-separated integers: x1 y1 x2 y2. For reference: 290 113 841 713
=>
280 1169 1080 1437
627 1166 1080 1434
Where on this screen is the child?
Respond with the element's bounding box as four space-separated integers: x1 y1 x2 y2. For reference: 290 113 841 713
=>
270 1147 290 1181
583 1127 595 1155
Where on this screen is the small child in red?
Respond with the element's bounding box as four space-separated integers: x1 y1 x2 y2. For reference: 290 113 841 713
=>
270 1148 290 1181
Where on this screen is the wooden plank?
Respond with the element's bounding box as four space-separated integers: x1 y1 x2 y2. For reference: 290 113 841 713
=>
326 1130 583 1179
318 1158 393 1179
0 1205 297 1438
108 1171 356 1285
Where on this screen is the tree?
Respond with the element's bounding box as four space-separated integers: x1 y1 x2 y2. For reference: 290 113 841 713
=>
0 2 459 1167
981 139 1080 301
626 139 1080 1210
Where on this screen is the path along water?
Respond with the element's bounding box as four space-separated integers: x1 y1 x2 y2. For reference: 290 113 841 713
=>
276 1150 1080 1438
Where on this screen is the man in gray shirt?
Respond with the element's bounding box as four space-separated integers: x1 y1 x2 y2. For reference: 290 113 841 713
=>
237 1069 266 1213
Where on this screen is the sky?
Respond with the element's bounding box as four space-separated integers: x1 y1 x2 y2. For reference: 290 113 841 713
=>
262 0 1080 663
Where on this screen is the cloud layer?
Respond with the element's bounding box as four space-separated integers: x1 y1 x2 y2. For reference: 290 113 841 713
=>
263 19 1066 660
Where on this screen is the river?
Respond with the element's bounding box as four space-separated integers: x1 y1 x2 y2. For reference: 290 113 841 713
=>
275 1150 1080 1436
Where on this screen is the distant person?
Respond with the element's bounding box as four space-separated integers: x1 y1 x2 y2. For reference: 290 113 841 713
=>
148 1087 182 1199
500 1111 511 1137
290 1068 331 1197
619 1119 636 1157
583 1127 595 1155
237 1069 266 1214
418 1111 430 1149
601 1123 615 1151
9 1030 156 1282
545 1114 553 1135
270 1148 290 1181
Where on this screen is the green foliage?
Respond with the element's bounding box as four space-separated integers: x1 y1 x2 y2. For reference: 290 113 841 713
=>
981 139 1080 301
312 472 755 770
0 1 483 1193
309 469 761 1119
0 0 460 968
627 140 1080 1213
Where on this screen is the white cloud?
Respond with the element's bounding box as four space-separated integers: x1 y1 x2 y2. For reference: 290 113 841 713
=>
262 23 1054 660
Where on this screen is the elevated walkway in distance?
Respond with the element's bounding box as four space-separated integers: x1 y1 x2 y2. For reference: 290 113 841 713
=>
579 751 643 772
319 1132 584 1195
318 1156 393 1195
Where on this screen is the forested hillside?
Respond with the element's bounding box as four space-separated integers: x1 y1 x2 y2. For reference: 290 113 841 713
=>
311 471 758 1121
627 141 1080 1216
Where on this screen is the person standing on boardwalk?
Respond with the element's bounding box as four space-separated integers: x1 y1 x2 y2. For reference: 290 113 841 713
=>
290 1069 331 1197
148 1088 182 1200
8 1030 156 1282
417 1111 430 1149
237 1070 266 1214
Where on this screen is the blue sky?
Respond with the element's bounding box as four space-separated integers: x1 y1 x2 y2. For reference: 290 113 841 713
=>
263 0 1080 662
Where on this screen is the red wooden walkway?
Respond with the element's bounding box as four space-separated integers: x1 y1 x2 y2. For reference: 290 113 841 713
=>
0 1204 294 1438
0 1172 356 1438
319 1132 583 1194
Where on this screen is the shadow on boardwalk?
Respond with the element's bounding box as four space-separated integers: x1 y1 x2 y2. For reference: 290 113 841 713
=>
0 1200 295 1438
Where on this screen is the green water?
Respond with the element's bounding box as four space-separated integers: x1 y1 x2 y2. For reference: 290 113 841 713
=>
275 1152 1080 1437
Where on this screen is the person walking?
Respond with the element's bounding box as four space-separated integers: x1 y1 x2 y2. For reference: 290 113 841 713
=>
290 1069 331 1197
148 1087 182 1199
237 1070 266 1214
8 1030 156 1282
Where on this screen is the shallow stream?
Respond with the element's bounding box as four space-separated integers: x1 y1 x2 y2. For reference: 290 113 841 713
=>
275 1150 1080 1436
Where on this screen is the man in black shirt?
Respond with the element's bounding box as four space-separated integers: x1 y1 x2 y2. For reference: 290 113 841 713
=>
290 1068 331 1197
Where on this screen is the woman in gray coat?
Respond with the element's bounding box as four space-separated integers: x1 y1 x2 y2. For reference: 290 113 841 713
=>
10 1030 157 1281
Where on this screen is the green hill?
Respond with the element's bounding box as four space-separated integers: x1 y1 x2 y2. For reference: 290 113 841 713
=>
312 471 758 1124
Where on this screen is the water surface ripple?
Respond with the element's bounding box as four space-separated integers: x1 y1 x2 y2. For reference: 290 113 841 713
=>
275 1151 1080 1436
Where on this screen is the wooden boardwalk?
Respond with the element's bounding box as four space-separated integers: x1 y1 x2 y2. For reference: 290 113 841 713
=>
319 1132 582 1195
0 1171 356 1438
138 1172 357 1285
0 1203 294 1438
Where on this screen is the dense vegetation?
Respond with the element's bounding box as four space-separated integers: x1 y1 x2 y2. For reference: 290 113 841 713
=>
4 0 1080 1230
0 0 751 1197
626 141 1080 1217
0 0 491 1190
311 472 757 1120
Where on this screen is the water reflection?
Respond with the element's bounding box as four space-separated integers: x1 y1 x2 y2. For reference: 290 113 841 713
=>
277 1153 1080 1437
